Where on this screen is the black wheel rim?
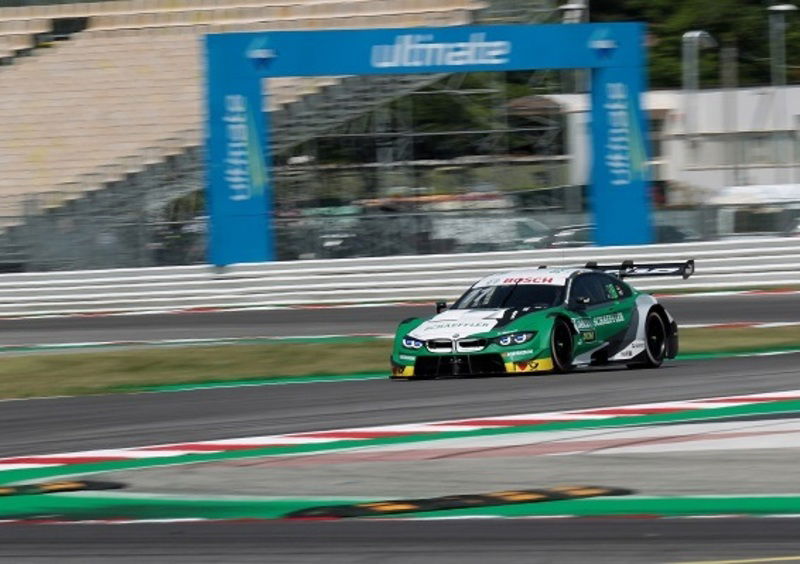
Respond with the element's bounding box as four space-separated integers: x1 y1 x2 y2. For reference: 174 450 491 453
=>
552 323 571 366
646 315 666 360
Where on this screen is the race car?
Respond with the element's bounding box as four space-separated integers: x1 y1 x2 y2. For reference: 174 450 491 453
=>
390 260 694 379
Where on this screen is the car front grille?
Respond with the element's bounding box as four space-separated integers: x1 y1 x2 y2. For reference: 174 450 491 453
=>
456 338 488 352
414 353 505 378
425 338 488 353
426 339 453 353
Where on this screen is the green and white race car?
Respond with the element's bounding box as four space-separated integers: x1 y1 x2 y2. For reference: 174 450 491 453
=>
391 260 694 379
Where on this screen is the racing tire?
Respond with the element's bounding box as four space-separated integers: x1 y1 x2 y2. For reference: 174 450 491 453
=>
630 310 667 369
550 318 573 374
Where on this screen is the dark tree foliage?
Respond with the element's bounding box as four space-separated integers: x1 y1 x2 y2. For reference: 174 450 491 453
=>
591 0 800 88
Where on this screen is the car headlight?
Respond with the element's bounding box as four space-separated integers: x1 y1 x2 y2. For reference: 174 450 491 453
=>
402 336 425 350
496 332 535 346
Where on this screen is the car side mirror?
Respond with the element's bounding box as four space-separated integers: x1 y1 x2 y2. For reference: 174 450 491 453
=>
436 301 448 314
571 296 590 311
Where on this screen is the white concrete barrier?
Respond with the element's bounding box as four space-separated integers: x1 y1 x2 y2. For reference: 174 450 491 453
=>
1 238 798 316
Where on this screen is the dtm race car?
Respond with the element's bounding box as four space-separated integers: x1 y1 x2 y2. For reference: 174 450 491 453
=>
391 260 694 379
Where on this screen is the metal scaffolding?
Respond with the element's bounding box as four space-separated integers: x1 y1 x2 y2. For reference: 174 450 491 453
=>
1 0 581 270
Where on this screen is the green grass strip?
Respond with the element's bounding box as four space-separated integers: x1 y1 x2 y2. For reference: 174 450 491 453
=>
678 345 800 360
0 326 796 399
2 399 799 487
0 335 386 355
126 348 800 394
3 493 800 521
113 372 387 393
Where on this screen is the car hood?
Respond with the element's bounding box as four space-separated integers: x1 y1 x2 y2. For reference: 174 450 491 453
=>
408 309 510 340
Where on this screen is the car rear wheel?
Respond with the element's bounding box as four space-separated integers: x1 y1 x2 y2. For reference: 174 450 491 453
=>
631 310 667 369
551 319 573 373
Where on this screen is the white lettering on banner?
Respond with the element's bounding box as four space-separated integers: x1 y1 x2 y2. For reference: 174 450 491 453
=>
603 82 632 186
371 34 511 69
223 94 252 201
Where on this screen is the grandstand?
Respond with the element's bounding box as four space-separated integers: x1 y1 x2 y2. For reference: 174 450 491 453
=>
0 0 560 270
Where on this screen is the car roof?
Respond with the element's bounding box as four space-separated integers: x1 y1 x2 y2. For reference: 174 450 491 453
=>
473 267 590 288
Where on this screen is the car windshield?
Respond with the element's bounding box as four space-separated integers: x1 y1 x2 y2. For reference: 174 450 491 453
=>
451 284 564 310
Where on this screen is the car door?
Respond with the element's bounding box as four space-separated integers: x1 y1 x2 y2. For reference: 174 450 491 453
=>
594 273 637 342
569 273 633 349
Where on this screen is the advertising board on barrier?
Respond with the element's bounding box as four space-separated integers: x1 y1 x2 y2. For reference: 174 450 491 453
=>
205 23 651 265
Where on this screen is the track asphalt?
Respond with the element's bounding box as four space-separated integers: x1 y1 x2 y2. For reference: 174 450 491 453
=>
0 295 797 562
0 292 797 346
1 518 799 563
2 353 800 458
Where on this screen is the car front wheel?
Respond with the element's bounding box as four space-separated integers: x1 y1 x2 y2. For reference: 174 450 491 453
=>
551 319 573 373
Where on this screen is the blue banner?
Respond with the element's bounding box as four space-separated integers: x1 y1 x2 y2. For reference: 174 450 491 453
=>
205 39 272 265
590 63 652 245
205 23 651 265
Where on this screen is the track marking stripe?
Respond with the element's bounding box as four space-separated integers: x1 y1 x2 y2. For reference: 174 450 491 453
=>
0 463 59 470
671 556 800 564
2 389 800 470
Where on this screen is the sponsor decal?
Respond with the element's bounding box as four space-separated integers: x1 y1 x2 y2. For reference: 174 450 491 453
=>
504 357 553 373
614 341 645 359
589 28 618 59
222 95 267 202
502 276 555 284
391 364 414 377
593 312 625 326
602 81 647 187
398 354 415 362
580 330 596 343
246 36 277 69
574 318 594 331
624 266 682 276
419 320 495 333
503 349 535 359
603 82 633 187
371 33 511 69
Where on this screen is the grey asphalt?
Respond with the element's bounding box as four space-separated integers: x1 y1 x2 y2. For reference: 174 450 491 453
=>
0 298 798 561
0 519 799 563
107 439 800 497
1 353 799 458
0 293 796 346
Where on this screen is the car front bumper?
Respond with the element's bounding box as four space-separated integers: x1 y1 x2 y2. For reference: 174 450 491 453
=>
391 353 554 379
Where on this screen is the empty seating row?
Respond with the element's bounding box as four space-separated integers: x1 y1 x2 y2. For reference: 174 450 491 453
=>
0 0 483 228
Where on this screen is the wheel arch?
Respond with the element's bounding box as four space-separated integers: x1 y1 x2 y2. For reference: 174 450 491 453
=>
548 313 576 373
648 304 679 358
550 312 578 336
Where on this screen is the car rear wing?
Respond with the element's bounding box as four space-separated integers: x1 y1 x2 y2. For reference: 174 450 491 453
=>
584 259 695 280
